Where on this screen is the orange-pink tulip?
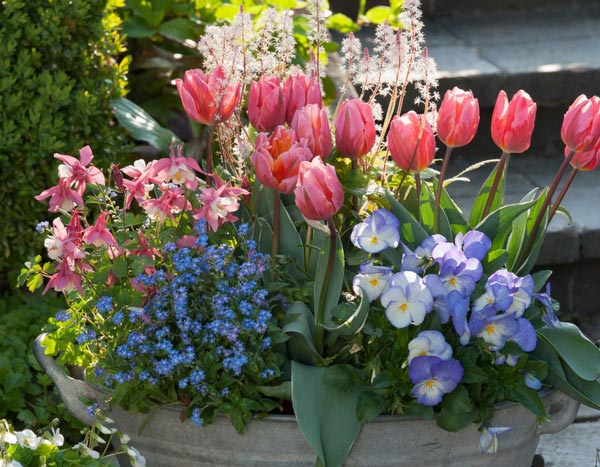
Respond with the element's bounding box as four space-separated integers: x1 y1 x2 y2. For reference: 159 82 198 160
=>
283 72 323 125
561 94 600 153
565 142 600 171
491 90 537 154
294 157 344 221
437 87 480 148
387 111 436 173
248 76 286 133
334 99 376 158
176 67 241 125
291 104 333 159
251 126 313 194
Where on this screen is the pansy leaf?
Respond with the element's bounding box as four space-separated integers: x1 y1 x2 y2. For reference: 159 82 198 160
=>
282 302 321 365
382 191 428 249
257 382 291 400
322 287 370 336
436 407 474 432
356 390 387 424
419 182 453 239
509 383 547 418
469 158 507 226
538 323 600 381
322 364 364 392
291 361 362 467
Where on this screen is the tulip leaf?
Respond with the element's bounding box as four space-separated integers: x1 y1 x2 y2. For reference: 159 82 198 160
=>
282 302 321 365
111 98 178 153
469 158 508 226
418 182 453 239
473 199 537 252
432 179 469 235
513 193 550 276
322 287 370 336
292 361 362 467
532 270 552 293
382 191 428 249
257 382 291 400
538 323 600 381
314 229 345 326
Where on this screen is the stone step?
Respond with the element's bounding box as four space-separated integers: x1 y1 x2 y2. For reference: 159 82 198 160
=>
425 0 600 18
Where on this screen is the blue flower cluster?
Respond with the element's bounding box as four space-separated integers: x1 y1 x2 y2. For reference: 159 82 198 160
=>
94 221 280 419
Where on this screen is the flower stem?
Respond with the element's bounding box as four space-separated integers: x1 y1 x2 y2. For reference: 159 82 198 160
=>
352 158 359 213
548 167 578 222
415 172 422 223
315 217 337 355
434 146 453 233
481 150 510 219
271 189 281 281
516 150 575 270
304 225 313 273
206 124 216 176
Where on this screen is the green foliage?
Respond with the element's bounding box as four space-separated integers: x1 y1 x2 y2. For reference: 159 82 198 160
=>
0 290 83 442
0 0 130 288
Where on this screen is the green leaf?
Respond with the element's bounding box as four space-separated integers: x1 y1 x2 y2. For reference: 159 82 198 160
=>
322 287 370 336
532 270 552 293
282 302 321 365
356 390 387 424
482 249 508 275
158 18 200 43
111 98 178 153
382 191 428 249
291 361 362 467
419 182 452 239
469 159 507 227
123 16 157 38
433 179 469 235
327 13 359 33
257 382 291 399
436 408 474 432
313 230 344 325
322 364 363 392
538 323 600 381
364 6 391 24
437 386 475 432
509 384 547 418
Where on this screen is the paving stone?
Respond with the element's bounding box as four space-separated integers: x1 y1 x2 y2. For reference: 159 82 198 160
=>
428 44 499 79
537 419 600 466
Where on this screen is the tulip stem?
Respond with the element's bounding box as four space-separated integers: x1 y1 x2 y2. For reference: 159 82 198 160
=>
481 150 510 219
315 217 337 355
352 158 359 213
206 124 216 176
549 167 578 222
515 150 575 270
415 172 422 223
271 190 281 281
304 225 313 273
434 146 453 233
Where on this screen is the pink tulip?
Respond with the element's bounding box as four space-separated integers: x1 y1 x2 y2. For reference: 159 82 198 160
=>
491 90 537 154
561 94 600 153
565 142 600 171
251 126 313 194
283 72 323 125
291 104 332 159
387 111 436 173
294 157 344 221
334 99 377 158
248 76 286 132
176 67 241 125
437 87 480 148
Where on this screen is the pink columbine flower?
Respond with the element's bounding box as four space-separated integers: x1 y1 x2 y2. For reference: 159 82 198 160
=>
142 185 191 224
82 211 118 248
35 177 85 213
291 104 333 159
195 181 249 232
44 260 83 294
44 218 70 260
122 160 158 208
55 145 105 195
152 146 202 190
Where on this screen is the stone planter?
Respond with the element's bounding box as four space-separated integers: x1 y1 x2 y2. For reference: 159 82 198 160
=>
34 334 580 467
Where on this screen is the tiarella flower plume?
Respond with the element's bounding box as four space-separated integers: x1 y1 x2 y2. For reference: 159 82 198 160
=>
437 87 480 148
176 66 241 125
561 94 600 153
350 208 400 253
491 90 537 154
334 98 377 158
387 111 436 172
248 75 287 132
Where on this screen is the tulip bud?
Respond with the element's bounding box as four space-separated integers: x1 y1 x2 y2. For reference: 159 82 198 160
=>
251 126 313 194
565 142 600 171
387 111 436 173
437 87 480 148
176 67 241 125
283 72 323 125
561 94 600 153
491 90 537 154
294 157 344 221
248 76 287 133
334 99 377 158
291 104 333 159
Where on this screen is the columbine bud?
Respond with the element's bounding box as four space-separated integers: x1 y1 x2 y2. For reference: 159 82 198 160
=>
561 94 600 153
334 99 376 158
491 90 537 154
387 111 436 173
283 72 322 125
248 76 286 133
437 87 480 148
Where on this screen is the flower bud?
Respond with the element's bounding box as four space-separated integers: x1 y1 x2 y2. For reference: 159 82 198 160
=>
565 142 600 171
334 99 376 158
176 67 241 125
561 94 600 153
291 104 332 159
437 87 480 148
491 90 537 154
387 111 436 173
248 76 286 132
251 126 313 194
294 157 343 221
283 72 323 125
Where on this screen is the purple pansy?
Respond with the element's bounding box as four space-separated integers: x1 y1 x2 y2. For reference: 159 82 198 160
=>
479 426 512 453
454 230 492 261
533 284 561 328
409 355 464 406
407 330 453 363
352 261 393 302
401 234 448 273
351 209 400 253
380 271 434 328
431 243 483 298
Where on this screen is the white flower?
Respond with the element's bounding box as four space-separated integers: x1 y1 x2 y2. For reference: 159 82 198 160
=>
50 427 64 447
408 330 453 363
127 447 147 467
73 442 101 459
479 426 512 453
15 429 42 450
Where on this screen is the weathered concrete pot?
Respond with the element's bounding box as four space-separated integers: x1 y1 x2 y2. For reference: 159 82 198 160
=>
34 334 579 467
